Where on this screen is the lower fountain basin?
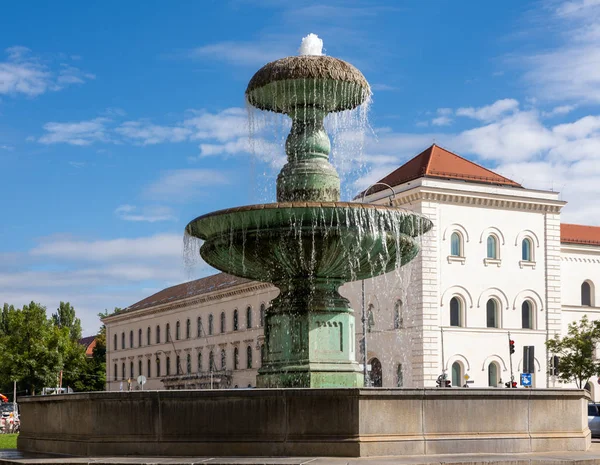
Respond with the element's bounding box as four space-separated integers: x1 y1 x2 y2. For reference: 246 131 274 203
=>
185 202 433 284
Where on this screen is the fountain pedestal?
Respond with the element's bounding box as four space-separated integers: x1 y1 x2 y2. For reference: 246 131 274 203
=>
257 283 362 388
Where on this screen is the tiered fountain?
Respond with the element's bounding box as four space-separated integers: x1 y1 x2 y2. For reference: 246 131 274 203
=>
185 34 432 388
17 35 590 460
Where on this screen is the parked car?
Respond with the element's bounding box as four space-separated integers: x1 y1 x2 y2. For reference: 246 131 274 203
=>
0 403 19 434
588 403 600 437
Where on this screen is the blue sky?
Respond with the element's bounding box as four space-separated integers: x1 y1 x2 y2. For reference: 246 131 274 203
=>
1 0 600 333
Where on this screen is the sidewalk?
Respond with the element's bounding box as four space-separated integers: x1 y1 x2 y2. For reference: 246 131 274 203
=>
3 444 600 465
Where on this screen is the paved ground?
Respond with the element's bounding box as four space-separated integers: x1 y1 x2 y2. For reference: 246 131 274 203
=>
3 444 600 465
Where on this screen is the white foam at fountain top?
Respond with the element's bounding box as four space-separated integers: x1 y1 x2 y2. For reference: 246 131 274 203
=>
298 33 324 56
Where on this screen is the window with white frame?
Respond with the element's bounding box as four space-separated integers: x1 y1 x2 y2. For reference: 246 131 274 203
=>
450 297 463 327
450 232 462 257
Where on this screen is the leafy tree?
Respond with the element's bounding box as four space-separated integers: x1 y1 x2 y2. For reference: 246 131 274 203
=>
52 301 82 341
546 315 600 388
0 302 65 395
72 312 107 392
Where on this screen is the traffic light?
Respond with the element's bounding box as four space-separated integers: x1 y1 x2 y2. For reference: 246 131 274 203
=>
445 380 451 388
509 339 515 355
504 381 510 388
512 381 517 388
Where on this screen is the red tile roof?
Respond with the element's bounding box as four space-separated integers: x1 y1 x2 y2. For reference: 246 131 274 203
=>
79 336 97 357
363 144 522 196
561 223 600 246
122 273 252 314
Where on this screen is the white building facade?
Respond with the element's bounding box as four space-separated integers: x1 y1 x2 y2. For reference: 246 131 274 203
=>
103 145 600 396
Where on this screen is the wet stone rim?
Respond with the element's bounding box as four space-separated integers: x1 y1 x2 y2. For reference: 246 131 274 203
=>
246 56 370 95
186 202 434 238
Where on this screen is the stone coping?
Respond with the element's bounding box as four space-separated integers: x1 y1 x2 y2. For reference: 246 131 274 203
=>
17 388 591 458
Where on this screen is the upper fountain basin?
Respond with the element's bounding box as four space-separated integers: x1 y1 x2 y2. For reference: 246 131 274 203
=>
246 56 371 114
186 202 432 284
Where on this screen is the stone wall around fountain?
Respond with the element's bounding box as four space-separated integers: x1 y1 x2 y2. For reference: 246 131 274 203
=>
17 388 590 457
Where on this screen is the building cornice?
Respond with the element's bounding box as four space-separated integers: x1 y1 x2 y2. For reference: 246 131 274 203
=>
392 187 565 213
104 282 275 324
561 243 600 256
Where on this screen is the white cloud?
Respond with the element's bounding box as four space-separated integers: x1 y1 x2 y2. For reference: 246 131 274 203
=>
31 233 183 262
553 115 600 139
542 105 577 118
523 0 600 102
188 41 287 67
116 121 192 145
38 117 110 146
144 169 230 200
0 46 93 97
431 116 452 126
115 205 177 223
454 110 558 161
456 98 519 122
2 233 213 333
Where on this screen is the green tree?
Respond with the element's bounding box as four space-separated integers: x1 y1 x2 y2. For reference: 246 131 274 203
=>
72 312 107 392
51 302 86 390
0 302 65 395
52 301 82 341
546 315 600 388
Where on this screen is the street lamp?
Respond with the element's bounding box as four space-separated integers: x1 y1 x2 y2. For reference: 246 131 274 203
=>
359 182 397 387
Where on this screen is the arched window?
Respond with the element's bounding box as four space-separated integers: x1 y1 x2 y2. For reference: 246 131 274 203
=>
367 303 375 332
451 361 462 387
113 334 117 351
233 310 239 331
121 332 125 349
246 306 252 329
450 232 462 257
221 349 226 370
166 323 171 342
450 297 462 327
186 354 191 374
130 361 134 379
129 331 133 348
197 351 202 372
209 351 215 371
147 359 151 378
247 345 253 369
113 364 117 381
260 303 265 327
394 300 403 329
582 281 593 306
488 362 499 387
487 235 498 259
234 347 239 370
486 299 498 328
522 238 532 261
220 312 226 333
176 355 181 374
186 319 191 339
138 328 142 347
208 314 213 335
147 327 151 345
176 321 181 340
156 358 161 377
260 344 265 366
370 358 382 387
522 300 533 329
138 360 142 377
166 357 171 376
197 317 202 337
156 325 161 344
397 364 403 387
122 363 125 380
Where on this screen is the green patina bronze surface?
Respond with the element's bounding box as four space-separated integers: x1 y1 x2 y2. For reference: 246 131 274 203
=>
185 54 432 388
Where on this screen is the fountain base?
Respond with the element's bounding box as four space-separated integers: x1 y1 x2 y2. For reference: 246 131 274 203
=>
16 389 590 457
258 282 363 388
